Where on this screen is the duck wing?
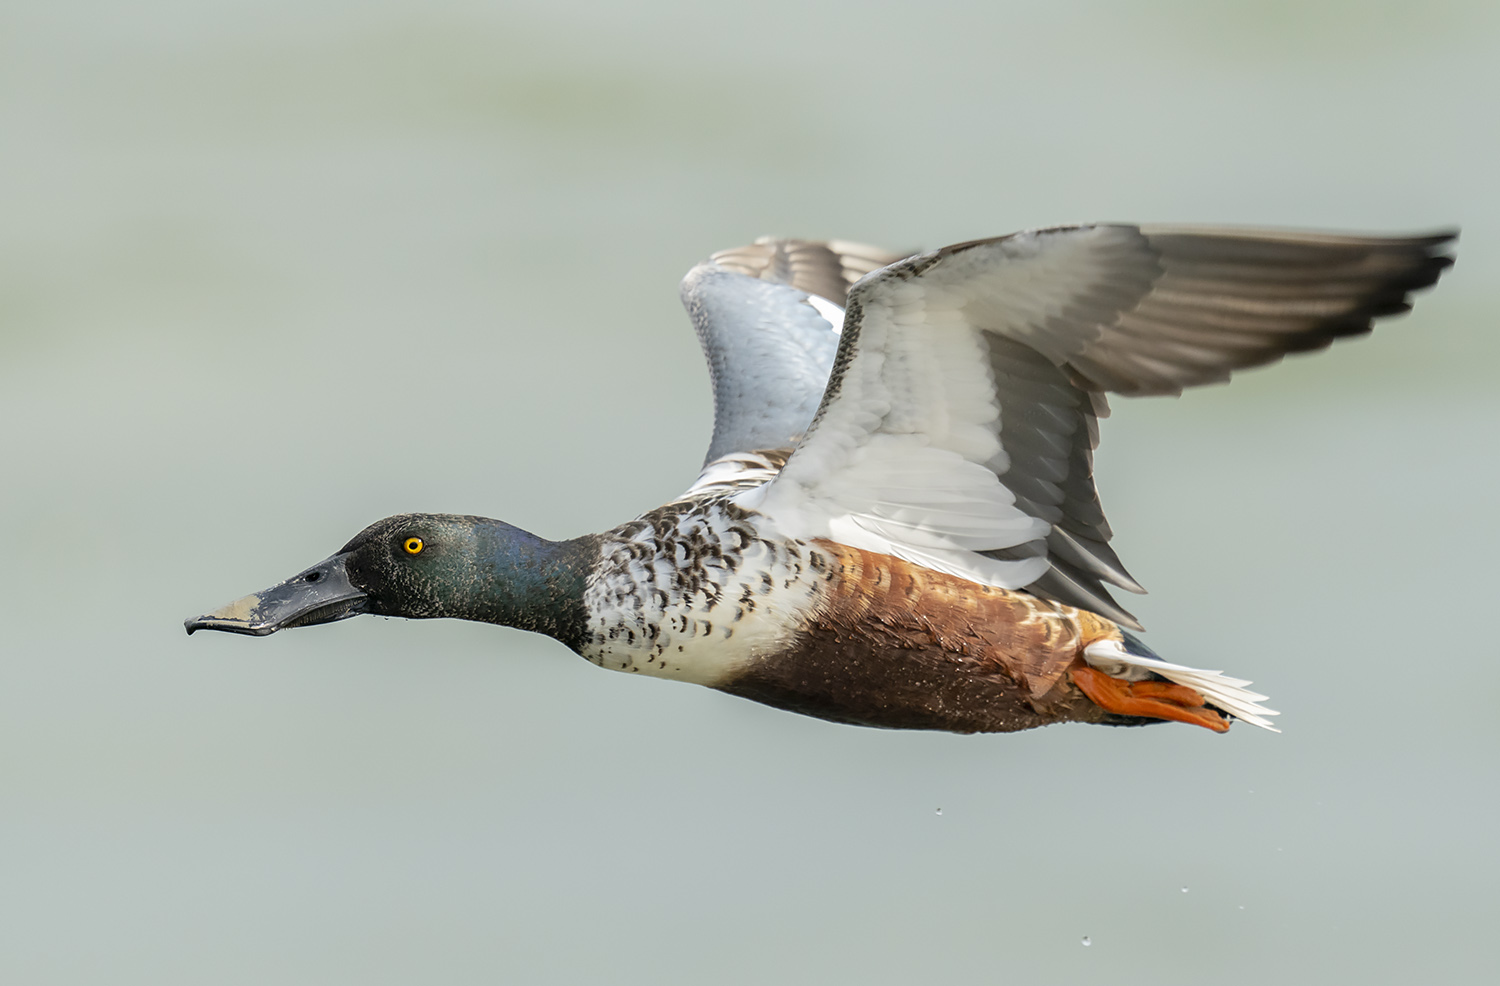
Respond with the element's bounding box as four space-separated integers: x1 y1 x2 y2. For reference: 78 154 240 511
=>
681 238 908 468
737 224 1456 628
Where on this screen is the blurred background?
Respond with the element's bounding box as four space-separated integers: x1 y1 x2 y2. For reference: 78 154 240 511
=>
1 1 1495 982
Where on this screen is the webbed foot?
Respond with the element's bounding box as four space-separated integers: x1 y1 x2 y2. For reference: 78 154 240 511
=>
1070 664 1231 733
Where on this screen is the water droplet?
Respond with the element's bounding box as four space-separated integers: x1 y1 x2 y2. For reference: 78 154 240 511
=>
1081 936 1091 947
1181 886 1189 893
935 808 942 815
1238 905 1245 910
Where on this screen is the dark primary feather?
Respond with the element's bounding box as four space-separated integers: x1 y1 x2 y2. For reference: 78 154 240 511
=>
993 225 1458 397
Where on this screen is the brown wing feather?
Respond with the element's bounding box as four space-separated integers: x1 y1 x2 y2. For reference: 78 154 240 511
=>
709 238 910 305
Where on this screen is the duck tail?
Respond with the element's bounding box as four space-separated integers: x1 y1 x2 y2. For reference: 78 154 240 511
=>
1083 631 1281 732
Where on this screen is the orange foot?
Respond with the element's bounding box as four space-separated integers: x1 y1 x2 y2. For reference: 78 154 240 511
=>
1070 664 1230 733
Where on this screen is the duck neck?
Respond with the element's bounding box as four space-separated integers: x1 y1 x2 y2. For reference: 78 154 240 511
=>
461 522 599 652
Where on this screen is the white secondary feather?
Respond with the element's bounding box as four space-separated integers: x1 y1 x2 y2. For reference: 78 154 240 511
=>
1083 639 1281 731
805 295 846 334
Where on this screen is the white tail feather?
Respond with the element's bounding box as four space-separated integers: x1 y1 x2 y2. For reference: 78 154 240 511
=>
1083 639 1281 733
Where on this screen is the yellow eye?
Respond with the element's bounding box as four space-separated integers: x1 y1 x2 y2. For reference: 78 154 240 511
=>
402 537 425 555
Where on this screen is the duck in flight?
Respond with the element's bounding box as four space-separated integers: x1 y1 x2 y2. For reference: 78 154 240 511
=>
187 225 1454 734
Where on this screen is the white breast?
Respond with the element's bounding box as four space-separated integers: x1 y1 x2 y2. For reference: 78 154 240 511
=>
579 504 825 686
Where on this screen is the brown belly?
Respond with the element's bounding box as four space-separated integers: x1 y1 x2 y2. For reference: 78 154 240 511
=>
716 541 1125 733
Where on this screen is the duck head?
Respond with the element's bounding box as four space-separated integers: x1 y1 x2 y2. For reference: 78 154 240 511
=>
185 514 596 649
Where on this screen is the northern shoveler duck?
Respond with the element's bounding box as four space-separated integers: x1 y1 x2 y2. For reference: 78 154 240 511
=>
187 225 1454 734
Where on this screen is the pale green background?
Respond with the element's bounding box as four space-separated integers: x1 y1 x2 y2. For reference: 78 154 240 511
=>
2 1 1496 983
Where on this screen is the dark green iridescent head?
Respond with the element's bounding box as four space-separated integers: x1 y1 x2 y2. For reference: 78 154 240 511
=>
185 513 598 651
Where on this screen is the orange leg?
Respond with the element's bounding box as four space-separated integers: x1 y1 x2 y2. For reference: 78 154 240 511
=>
1070 665 1231 733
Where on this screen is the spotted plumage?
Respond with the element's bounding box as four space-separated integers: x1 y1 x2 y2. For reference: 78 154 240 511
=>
188 226 1455 735
581 493 819 685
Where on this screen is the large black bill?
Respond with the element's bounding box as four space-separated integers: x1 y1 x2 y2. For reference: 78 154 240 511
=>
185 552 368 636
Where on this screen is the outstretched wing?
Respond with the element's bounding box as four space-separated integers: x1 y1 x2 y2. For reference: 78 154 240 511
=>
737 224 1456 627
681 238 908 467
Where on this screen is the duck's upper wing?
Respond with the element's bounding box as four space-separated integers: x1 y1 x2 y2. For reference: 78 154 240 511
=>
681 238 909 467
736 224 1456 628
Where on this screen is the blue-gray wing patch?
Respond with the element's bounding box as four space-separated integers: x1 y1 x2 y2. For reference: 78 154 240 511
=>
681 265 843 465
681 239 906 466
